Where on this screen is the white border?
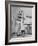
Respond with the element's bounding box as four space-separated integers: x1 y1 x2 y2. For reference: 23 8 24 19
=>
8 3 35 42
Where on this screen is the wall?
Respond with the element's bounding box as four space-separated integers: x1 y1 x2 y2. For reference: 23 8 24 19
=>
37 3 38 41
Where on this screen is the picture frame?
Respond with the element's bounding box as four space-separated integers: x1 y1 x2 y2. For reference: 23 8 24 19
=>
5 1 37 45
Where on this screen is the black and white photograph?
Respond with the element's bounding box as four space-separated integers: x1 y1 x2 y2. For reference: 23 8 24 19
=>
5 1 37 45
10 6 32 38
